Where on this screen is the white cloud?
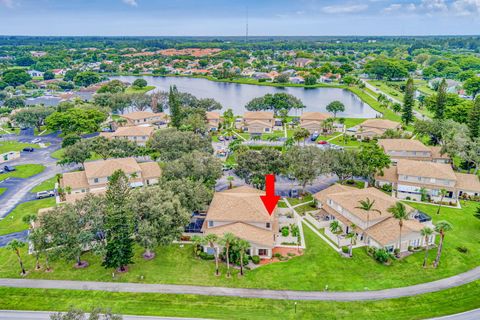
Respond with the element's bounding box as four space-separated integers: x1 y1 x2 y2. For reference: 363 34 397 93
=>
419 0 448 12
452 0 480 16
122 0 138 7
383 3 402 13
322 4 368 14
0 0 15 8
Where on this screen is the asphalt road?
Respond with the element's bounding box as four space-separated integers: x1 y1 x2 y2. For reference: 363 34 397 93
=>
0 310 205 320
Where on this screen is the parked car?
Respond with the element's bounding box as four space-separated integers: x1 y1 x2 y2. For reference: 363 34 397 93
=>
310 131 319 141
0 168 4 174
218 136 225 141
36 190 55 199
22 147 34 152
3 165 16 172
317 140 328 145
31 138 41 144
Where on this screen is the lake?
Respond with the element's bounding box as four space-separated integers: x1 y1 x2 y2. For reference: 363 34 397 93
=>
111 75 379 118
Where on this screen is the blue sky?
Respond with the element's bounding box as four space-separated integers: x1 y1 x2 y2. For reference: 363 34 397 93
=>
1 0 479 36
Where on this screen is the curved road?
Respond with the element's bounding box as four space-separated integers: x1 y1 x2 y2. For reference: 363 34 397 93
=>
0 266 479 301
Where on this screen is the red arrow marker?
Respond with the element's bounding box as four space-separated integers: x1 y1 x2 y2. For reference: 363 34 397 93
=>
260 174 280 216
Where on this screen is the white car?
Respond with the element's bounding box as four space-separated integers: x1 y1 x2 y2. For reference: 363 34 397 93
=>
36 190 55 199
31 138 42 144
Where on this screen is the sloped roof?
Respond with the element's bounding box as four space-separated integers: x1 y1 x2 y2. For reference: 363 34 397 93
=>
429 146 450 160
204 222 274 247
110 126 154 137
84 158 141 179
60 171 89 189
244 111 274 121
138 162 162 179
300 112 331 121
360 119 401 130
206 186 274 223
396 159 457 181
378 139 431 153
206 112 220 120
313 184 356 204
455 172 480 192
368 217 424 246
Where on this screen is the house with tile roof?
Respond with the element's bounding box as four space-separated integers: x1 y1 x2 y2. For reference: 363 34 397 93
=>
58 158 161 203
299 112 332 133
206 112 221 131
241 111 275 135
119 111 168 128
202 186 279 258
353 119 402 139
313 185 435 253
375 159 480 202
378 139 450 163
99 125 154 146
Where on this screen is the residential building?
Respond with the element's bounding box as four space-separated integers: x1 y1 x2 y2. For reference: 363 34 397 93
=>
242 111 275 135
120 111 168 128
202 186 278 258
375 159 480 202
206 112 220 131
58 158 161 203
378 139 450 163
0 151 20 164
100 125 154 146
299 112 332 133
352 119 401 139
314 185 434 253
27 70 44 78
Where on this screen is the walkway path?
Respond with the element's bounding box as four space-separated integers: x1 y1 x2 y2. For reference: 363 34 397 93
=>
0 310 203 320
1 268 478 302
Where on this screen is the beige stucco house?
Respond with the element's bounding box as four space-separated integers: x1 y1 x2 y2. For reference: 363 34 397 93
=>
120 111 168 128
100 125 154 146
314 185 434 253
58 157 161 203
378 139 450 163
299 112 331 133
241 111 275 135
202 186 278 258
354 119 401 139
206 112 221 131
376 159 480 202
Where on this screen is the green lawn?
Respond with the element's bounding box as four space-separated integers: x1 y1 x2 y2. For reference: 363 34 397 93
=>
0 164 45 182
0 141 39 154
0 281 480 320
329 135 371 148
125 85 155 94
0 200 478 292
0 187 5 196
368 80 405 100
347 87 402 123
0 198 55 236
30 176 57 193
50 148 64 160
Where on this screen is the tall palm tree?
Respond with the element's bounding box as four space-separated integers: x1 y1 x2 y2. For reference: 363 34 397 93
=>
421 227 434 268
236 239 251 276
433 221 453 268
436 189 449 214
7 240 26 276
329 220 342 248
346 224 357 257
387 202 410 255
355 198 381 244
202 234 220 276
220 233 237 278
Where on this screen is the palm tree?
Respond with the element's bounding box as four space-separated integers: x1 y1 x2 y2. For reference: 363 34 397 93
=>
236 239 250 276
387 202 410 256
436 189 449 214
346 224 357 257
293 127 310 146
421 227 434 268
202 234 220 276
7 239 26 276
220 233 237 278
329 220 342 248
433 221 453 268
355 198 381 244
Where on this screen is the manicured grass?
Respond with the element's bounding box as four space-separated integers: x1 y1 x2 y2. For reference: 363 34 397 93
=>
0 201 478 292
0 141 39 154
368 80 405 100
287 194 313 206
30 176 57 193
125 85 155 94
343 118 366 129
0 198 55 236
0 164 45 182
347 87 402 123
329 135 371 148
261 130 285 141
50 148 64 160
1 281 480 320
0 187 5 196
294 203 317 215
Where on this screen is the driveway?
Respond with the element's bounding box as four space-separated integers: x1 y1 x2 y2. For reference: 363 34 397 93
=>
0 133 69 219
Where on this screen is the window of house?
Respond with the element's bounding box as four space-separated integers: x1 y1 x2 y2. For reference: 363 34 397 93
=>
385 245 394 253
94 178 99 183
208 221 214 227
258 249 268 256
266 222 271 228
